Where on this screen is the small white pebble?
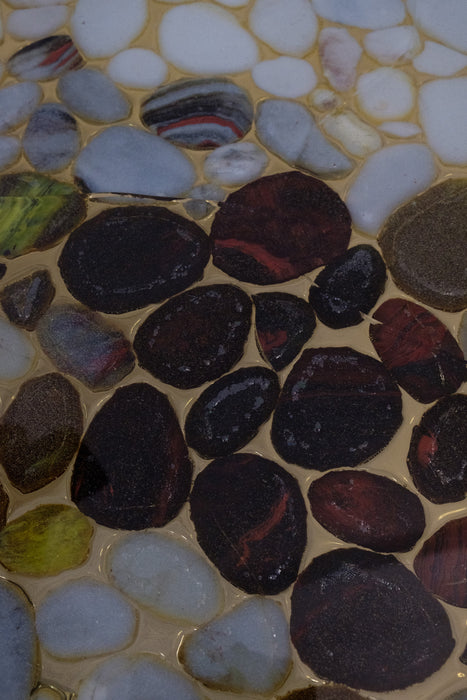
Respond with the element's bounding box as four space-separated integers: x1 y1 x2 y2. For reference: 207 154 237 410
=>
0 82 42 133
0 137 21 171
4 0 70 5
413 41 467 76
357 67 415 121
407 0 467 53
419 77 467 165
0 318 35 380
312 0 406 29
309 88 341 112
379 121 421 137
204 141 269 185
7 6 69 40
249 0 318 57
252 57 316 98
215 0 248 5
107 49 168 89
319 27 362 92
321 110 382 157
363 26 421 65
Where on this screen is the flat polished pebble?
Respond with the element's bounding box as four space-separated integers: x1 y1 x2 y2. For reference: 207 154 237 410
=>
107 48 168 89
248 0 318 57
204 142 268 185
413 41 467 76
1 269 54 330
321 111 382 157
0 136 21 170
184 183 225 219
58 68 131 123
180 598 291 694
5 0 72 5
312 0 406 29
0 82 42 133
379 121 421 137
407 0 467 53
252 57 317 98
357 68 415 121
363 26 421 65
107 531 223 624
23 103 80 173
0 317 35 380
419 78 467 165
7 34 83 81
7 6 69 40
319 28 362 92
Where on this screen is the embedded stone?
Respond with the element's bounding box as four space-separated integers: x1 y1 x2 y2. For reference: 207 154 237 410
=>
0 317 36 380
0 136 21 171
211 171 352 285
248 0 318 57
290 548 454 691
58 68 131 123
413 41 467 76
7 6 70 40
252 57 317 98
185 365 280 458
271 347 403 470
141 77 253 150
279 686 371 700
363 25 421 65
71 383 193 530
0 483 8 529
134 284 251 389
357 68 415 121
23 103 80 173
190 452 307 594
309 245 386 328
203 141 268 186
59 206 209 314
460 311 467 359
107 48 168 89
319 27 362 92
407 0 467 53
370 298 467 403
0 269 55 329
419 78 467 166
7 35 83 81
321 111 382 158
32 685 72 700
312 0 406 28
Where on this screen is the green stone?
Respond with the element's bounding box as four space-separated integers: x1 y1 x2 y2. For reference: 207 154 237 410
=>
0 504 93 576
0 172 86 259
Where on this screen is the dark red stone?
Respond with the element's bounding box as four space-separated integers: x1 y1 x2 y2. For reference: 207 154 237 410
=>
190 452 307 595
271 347 402 470
211 171 351 285
279 686 370 700
370 298 467 403
308 469 425 552
290 547 454 692
407 394 467 504
253 292 316 371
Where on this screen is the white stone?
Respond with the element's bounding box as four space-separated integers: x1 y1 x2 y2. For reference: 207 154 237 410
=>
181 598 291 695
249 0 318 57
321 111 382 157
407 0 467 54
363 26 421 65
159 3 258 75
107 531 223 625
5 0 70 6
413 41 467 76
357 67 415 121
312 0 405 29
58 68 131 123
204 142 268 186
107 49 168 89
0 318 35 380
309 88 341 112
215 0 248 5
419 78 467 165
379 121 421 137
36 578 137 659
0 137 21 170
0 82 42 133
7 6 69 40
346 144 437 235
319 27 362 92
71 0 148 59
252 57 316 98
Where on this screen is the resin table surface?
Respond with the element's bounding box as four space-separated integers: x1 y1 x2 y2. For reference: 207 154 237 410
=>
0 1 466 699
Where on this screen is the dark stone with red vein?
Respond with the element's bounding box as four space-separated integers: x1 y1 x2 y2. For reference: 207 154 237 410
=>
190 452 307 594
370 298 467 403
134 284 251 389
253 292 316 371
7 35 83 82
59 206 210 314
271 347 402 470
414 517 467 607
71 382 193 530
0 269 55 330
290 547 454 692
407 394 467 504
308 469 425 552
211 171 351 285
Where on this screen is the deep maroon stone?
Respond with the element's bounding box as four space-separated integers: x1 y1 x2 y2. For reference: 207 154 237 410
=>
71 382 193 530
279 686 370 700
0 269 55 330
308 469 425 552
253 292 316 371
211 171 351 285
271 347 402 470
184 365 280 459
134 284 251 389
190 452 307 594
370 298 467 403
290 548 454 692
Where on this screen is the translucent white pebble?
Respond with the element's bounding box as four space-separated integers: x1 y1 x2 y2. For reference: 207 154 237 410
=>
215 0 248 5
413 41 467 77
249 0 318 57
312 0 405 29
379 121 421 137
107 49 168 89
407 0 467 53
321 111 382 157
0 136 21 171
107 531 223 625
419 78 467 165
0 82 42 133
346 144 437 235
357 67 415 121
7 6 69 40
204 141 269 186
252 57 317 98
0 317 35 380
309 88 341 112
363 26 421 65
319 27 362 92
5 0 70 6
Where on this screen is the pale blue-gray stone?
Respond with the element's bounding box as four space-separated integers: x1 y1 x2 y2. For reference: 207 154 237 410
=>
57 68 131 123
23 103 80 172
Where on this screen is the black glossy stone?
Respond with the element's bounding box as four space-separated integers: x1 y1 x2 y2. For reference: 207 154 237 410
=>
279 685 370 700
0 264 6 279
0 269 55 330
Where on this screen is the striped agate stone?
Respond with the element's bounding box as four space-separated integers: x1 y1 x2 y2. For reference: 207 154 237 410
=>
7 35 84 82
140 78 254 150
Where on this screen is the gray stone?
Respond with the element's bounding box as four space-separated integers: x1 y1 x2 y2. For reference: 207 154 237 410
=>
58 68 131 123
23 103 80 172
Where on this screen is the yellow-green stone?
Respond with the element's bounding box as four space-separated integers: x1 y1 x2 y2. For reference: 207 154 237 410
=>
0 504 93 576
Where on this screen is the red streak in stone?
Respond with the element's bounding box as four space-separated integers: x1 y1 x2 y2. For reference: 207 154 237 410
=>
215 238 296 279
39 41 72 67
157 115 243 139
258 329 288 352
237 491 289 567
417 433 438 469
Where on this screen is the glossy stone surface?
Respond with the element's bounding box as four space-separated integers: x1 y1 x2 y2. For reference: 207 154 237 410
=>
23 103 80 173
71 383 193 530
57 68 131 123
190 452 307 594
272 347 403 470
211 171 351 284
134 284 251 389
309 245 386 328
0 483 8 529
290 548 454 691
0 373 83 493
279 686 370 700
0 269 55 329
59 206 210 313
370 298 467 403
0 82 42 133
7 35 83 81
185 365 280 458
254 292 316 370
0 317 36 380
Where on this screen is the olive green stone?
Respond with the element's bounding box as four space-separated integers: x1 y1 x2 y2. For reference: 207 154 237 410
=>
0 504 93 576
0 172 86 259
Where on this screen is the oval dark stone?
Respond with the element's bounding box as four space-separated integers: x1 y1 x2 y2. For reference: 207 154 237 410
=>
190 452 307 594
134 284 251 389
184 365 280 459
0 483 8 530
59 206 210 314
71 382 193 530
271 347 402 470
309 245 386 328
370 298 467 403
279 685 371 700
309 469 425 552
407 394 467 504
211 171 351 285
290 547 454 692
253 292 316 371
0 269 55 330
